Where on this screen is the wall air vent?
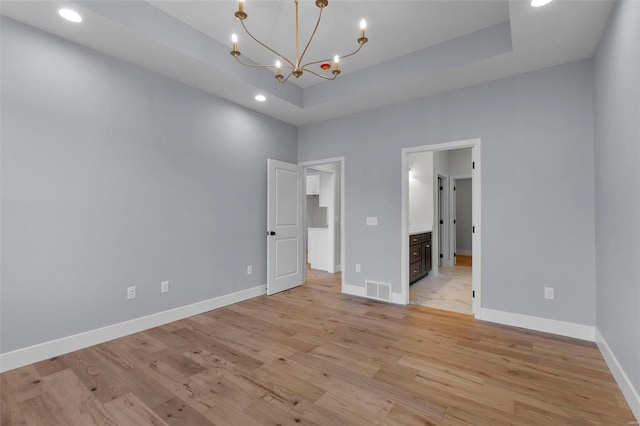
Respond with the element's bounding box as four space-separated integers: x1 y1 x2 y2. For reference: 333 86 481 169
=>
365 280 392 302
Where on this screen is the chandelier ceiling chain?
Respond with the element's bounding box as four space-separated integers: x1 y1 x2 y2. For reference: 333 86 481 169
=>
230 0 368 84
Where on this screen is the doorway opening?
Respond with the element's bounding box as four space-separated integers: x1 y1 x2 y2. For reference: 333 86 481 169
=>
452 177 473 265
401 139 481 316
300 157 345 291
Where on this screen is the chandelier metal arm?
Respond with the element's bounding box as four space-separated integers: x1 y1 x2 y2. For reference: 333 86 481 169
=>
240 19 295 68
280 72 294 84
301 42 365 69
233 55 294 71
230 0 368 83
232 56 275 69
297 7 324 67
301 68 338 81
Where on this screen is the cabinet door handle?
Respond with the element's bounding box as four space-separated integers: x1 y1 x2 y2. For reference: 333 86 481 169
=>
412 252 418 256
425 244 430 248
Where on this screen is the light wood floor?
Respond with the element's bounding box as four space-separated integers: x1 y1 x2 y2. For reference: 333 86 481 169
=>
456 255 472 268
410 265 472 315
1 268 635 425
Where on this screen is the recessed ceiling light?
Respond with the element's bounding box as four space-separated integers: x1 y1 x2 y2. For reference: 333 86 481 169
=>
58 8 83 23
531 0 553 7
255 95 266 102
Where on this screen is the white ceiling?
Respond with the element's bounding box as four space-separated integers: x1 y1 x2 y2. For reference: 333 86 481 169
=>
1 0 613 126
150 0 511 88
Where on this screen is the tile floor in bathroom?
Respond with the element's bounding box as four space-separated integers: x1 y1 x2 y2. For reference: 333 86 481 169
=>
410 259 472 315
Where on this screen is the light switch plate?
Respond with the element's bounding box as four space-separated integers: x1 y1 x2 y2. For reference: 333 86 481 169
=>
544 287 554 300
366 217 378 226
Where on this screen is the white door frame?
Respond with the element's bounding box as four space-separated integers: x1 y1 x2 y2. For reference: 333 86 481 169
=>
450 175 472 265
304 167 335 273
299 157 346 292
436 174 450 270
401 139 482 317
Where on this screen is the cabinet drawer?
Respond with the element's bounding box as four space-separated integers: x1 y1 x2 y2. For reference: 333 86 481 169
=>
423 232 432 242
410 261 423 281
410 244 422 263
409 234 423 245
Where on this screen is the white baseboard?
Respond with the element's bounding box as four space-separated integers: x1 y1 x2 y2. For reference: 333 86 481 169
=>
391 292 406 305
0 284 267 373
595 329 640 421
342 282 366 298
479 308 595 341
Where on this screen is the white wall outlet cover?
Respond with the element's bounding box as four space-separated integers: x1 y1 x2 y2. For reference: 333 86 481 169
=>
544 287 554 300
127 286 136 299
247 265 253 275
355 264 361 273
161 281 169 293
366 217 378 226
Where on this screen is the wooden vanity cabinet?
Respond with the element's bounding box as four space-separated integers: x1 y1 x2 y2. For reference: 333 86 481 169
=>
409 232 432 284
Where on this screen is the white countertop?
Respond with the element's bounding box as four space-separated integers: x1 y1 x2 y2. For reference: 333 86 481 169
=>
409 224 432 235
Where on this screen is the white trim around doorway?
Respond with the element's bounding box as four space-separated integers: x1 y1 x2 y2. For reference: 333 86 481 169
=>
436 174 450 270
299 157 346 293
400 139 482 317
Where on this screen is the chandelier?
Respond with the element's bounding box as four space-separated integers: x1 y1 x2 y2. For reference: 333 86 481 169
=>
230 0 368 84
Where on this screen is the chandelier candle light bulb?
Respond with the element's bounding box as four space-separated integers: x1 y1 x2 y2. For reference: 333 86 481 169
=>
358 18 368 44
229 0 368 84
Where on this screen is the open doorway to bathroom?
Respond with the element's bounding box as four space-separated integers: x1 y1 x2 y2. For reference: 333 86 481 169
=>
401 139 481 316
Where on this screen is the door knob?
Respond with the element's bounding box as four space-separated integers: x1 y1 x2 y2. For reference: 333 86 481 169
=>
266 231 276 236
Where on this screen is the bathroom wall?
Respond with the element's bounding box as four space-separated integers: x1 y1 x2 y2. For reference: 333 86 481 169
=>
455 178 473 254
408 151 434 229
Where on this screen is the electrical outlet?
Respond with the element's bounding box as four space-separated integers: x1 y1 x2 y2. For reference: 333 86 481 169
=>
355 264 361 273
127 286 136 300
247 265 253 275
161 281 169 293
366 217 378 226
544 287 554 300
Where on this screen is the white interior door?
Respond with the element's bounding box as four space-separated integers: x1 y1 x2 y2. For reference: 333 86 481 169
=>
267 159 304 295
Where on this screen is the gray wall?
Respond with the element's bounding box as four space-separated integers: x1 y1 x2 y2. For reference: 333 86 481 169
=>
299 59 596 326
0 18 297 353
455 178 472 254
447 148 473 177
593 0 640 396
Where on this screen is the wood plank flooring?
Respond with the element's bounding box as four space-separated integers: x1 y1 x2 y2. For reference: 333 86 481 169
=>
1 268 635 425
456 255 472 268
